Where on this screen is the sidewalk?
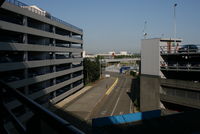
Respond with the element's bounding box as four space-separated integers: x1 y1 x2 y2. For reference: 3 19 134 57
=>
55 85 93 109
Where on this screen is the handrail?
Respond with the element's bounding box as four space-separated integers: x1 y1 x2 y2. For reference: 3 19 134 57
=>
5 0 83 32
161 64 200 71
0 81 85 134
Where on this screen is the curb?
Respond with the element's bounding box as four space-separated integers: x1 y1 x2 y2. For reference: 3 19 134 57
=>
55 86 93 108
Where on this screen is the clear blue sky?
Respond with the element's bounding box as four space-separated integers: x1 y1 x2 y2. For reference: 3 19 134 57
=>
20 0 200 54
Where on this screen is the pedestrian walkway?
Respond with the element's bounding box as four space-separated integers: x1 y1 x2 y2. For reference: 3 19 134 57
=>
55 86 93 109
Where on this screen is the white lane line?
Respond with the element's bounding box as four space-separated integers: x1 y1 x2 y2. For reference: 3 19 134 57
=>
110 78 127 116
130 99 133 113
111 96 120 116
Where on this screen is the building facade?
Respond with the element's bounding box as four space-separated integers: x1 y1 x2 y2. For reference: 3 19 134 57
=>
140 38 200 112
0 0 83 121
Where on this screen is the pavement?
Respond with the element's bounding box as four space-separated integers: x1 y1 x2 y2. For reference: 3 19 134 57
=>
55 86 93 109
55 77 117 120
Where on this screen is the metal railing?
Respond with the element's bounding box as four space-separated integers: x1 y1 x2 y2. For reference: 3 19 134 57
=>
0 81 85 134
160 61 200 71
160 44 200 54
5 0 83 32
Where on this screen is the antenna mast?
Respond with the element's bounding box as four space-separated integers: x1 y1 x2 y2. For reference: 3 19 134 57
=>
143 21 147 39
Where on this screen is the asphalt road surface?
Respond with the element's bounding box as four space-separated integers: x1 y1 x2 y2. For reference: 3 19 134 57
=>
59 77 116 120
89 73 134 119
58 72 134 122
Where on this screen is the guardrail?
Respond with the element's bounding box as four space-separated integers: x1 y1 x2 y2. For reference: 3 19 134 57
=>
0 81 85 134
160 61 200 71
5 0 83 32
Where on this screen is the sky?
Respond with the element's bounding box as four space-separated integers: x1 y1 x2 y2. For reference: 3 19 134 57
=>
20 0 200 54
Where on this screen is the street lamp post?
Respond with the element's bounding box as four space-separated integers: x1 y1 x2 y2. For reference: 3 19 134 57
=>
99 57 102 79
174 3 177 45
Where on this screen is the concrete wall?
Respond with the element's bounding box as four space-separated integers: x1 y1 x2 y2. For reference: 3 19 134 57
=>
140 74 160 112
0 20 82 44
141 39 160 76
0 58 83 72
0 42 82 53
7 75 83 109
8 66 83 88
160 78 200 109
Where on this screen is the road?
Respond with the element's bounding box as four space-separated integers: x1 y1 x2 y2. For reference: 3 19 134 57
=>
57 72 134 122
88 73 134 119
59 77 116 120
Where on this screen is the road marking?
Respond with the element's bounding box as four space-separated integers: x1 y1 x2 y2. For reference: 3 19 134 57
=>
85 77 118 120
130 99 133 113
111 96 120 116
105 78 118 95
110 78 127 116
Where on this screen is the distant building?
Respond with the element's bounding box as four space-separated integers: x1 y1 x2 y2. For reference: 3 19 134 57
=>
0 0 83 121
120 51 128 55
140 38 200 112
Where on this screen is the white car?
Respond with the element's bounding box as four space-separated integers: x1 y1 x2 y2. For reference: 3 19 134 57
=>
105 74 110 78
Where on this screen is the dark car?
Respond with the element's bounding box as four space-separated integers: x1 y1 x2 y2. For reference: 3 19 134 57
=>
178 44 198 53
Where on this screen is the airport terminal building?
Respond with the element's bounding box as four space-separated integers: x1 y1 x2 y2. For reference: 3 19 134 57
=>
0 0 83 121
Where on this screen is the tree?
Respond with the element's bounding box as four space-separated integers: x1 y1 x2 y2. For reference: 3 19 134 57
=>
83 57 100 84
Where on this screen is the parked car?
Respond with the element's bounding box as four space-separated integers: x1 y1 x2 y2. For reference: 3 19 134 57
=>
178 44 198 53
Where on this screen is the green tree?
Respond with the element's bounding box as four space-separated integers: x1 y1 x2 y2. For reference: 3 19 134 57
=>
83 57 100 84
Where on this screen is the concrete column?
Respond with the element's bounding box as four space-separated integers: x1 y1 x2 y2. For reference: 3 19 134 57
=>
70 83 73 89
23 16 28 95
140 75 160 112
70 72 73 79
69 32 72 37
69 52 72 58
23 33 28 44
69 42 72 48
53 91 56 97
52 39 56 46
23 16 27 26
52 26 55 34
70 63 73 68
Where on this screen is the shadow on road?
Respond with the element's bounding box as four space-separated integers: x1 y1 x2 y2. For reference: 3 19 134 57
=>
52 105 93 134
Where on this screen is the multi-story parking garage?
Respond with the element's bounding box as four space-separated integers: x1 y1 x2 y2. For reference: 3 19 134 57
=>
0 0 83 121
140 38 200 112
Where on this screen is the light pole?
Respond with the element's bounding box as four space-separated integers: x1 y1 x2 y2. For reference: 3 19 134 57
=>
174 3 177 45
99 57 102 79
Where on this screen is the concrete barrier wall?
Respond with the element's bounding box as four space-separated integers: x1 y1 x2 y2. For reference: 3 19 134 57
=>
92 110 161 127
